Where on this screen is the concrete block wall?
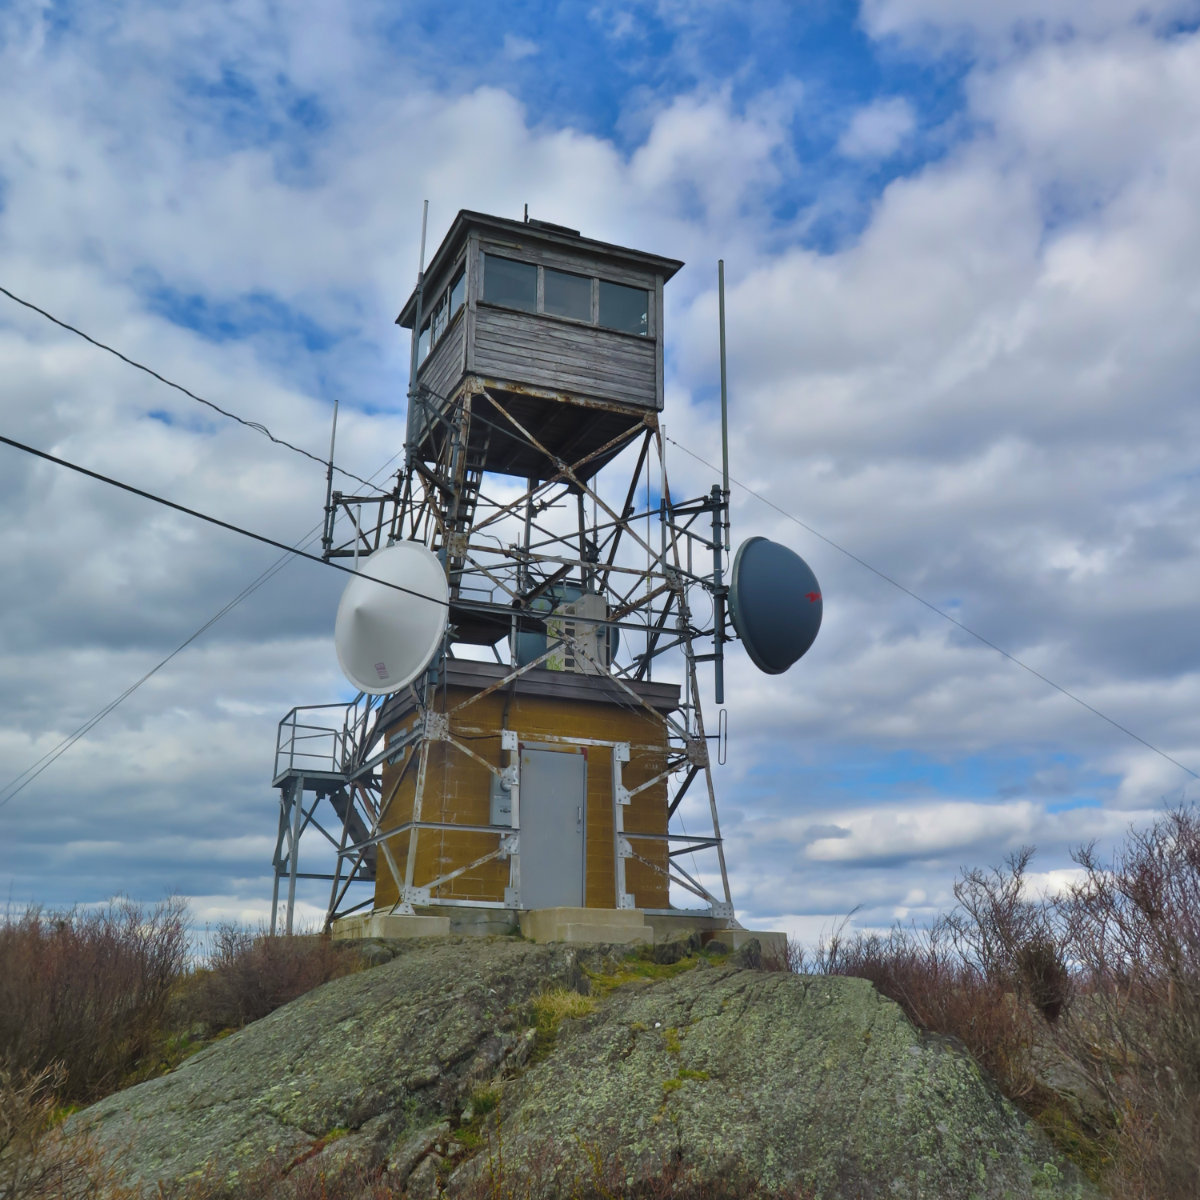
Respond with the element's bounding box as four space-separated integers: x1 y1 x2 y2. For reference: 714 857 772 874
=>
374 680 671 911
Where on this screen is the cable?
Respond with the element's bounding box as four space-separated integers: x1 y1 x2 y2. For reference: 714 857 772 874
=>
0 433 446 608
666 435 1199 783
0 445 406 808
8 393 1190 805
0 284 382 492
0 553 296 807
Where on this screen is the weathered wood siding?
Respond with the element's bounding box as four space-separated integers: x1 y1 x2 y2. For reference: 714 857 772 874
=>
473 306 658 410
409 312 466 443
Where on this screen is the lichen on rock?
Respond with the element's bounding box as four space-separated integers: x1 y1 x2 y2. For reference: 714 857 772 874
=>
66 936 1095 1198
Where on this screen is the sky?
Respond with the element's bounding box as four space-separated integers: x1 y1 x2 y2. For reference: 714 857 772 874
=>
2 0 1200 943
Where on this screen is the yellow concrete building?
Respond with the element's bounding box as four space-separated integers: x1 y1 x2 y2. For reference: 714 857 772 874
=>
373 660 678 914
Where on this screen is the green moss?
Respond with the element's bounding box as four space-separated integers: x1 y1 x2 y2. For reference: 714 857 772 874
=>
585 953 701 996
660 1066 712 1101
1032 1097 1114 1183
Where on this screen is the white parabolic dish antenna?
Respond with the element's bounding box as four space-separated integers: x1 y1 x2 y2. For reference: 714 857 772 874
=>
334 542 449 695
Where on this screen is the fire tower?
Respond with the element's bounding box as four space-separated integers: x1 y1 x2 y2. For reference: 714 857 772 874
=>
269 210 821 943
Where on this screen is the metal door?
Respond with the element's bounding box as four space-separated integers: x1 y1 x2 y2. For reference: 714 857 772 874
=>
519 746 586 909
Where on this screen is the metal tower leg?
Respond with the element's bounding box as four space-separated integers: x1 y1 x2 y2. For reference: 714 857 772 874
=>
270 788 288 935
285 772 304 935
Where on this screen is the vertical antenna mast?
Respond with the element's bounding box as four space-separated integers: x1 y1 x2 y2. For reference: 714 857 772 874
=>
405 200 431 467
718 260 731 553
712 261 732 704
321 398 340 556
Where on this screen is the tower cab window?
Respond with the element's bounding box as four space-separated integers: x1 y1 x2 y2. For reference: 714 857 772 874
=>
418 264 466 361
544 267 591 321
483 253 649 336
599 280 648 336
482 255 536 311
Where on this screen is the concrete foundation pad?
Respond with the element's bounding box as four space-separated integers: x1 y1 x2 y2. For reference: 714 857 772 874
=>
436 910 520 937
520 906 647 944
729 929 789 962
642 916 788 960
332 913 451 940
560 922 651 946
332 905 786 959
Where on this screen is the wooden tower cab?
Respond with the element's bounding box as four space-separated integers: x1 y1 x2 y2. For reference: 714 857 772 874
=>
397 210 682 485
361 212 691 925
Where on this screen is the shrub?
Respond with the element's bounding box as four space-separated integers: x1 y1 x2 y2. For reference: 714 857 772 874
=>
181 925 360 1033
815 921 1041 1102
0 1064 137 1199
1054 809 1200 1199
943 848 1072 1023
806 808 1200 1198
0 899 188 1104
762 938 806 974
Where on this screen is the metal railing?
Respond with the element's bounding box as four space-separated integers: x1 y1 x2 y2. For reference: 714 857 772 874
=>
273 694 384 782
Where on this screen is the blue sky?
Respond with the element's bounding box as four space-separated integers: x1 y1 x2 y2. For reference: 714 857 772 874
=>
2 0 1200 939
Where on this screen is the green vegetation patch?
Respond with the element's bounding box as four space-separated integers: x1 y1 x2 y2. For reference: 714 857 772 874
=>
527 986 598 1061
586 948 703 995
456 1083 503 1151
531 986 597 1033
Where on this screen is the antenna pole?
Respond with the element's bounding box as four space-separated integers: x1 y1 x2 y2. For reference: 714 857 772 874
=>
718 260 731 553
712 484 725 705
321 398 340 558
405 200 430 467
712 261 732 704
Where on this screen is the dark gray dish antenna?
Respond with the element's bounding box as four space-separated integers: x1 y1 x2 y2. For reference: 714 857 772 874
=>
729 536 822 675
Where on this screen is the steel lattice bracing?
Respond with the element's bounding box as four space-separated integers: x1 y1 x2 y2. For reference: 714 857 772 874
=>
272 373 736 934
271 211 743 935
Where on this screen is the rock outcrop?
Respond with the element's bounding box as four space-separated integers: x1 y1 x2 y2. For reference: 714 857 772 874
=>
71 937 1094 1198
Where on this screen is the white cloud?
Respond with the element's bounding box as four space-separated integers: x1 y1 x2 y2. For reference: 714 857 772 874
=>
502 34 538 60
1021 867 1089 900
803 801 1040 863
861 0 1200 47
837 97 916 160
1 0 1198 944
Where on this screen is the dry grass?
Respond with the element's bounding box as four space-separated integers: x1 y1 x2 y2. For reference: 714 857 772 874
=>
139 1131 820 1200
454 1126 817 1200
530 987 597 1031
0 1064 141 1200
526 986 598 1064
